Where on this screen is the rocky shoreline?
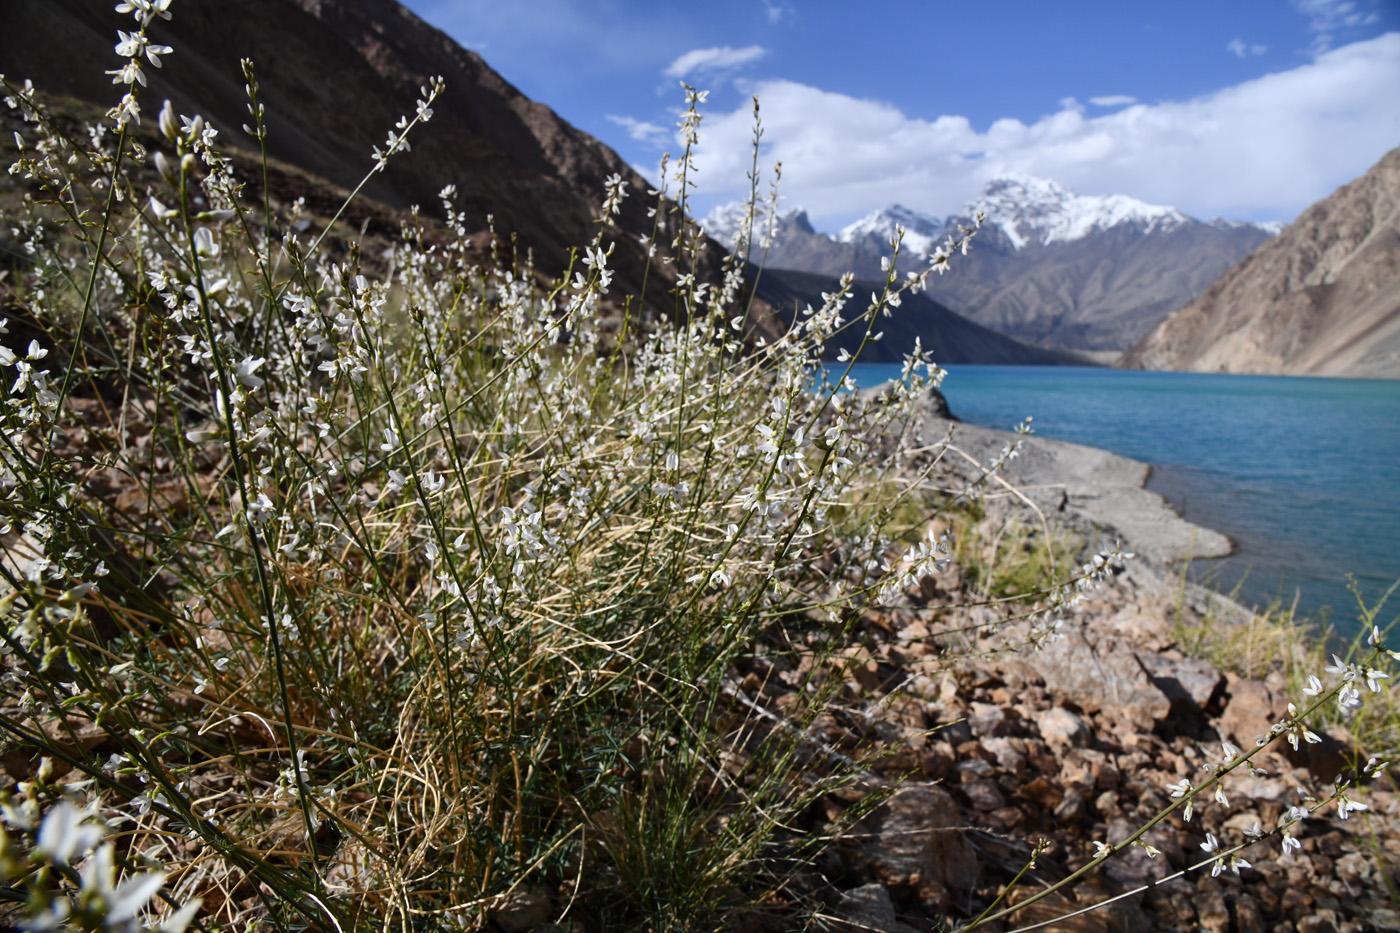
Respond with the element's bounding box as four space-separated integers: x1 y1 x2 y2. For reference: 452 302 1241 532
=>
786 388 1400 932
914 391 1232 568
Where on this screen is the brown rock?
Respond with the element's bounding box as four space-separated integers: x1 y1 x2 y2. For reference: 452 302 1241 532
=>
979 736 1027 774
1280 887 1314 917
967 701 1010 737
1197 891 1230 933
1138 651 1225 711
1233 893 1264 933
1008 892 1108 932
1035 706 1087 750
1025 626 1172 726
846 784 979 907
1297 910 1339 933
1017 777 1064 810
1053 788 1088 824
1218 675 1286 748
962 779 1006 811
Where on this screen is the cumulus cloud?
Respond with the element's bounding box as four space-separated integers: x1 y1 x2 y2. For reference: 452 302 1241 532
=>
1089 95 1138 107
606 114 669 146
664 45 767 79
1227 38 1269 57
687 33 1400 227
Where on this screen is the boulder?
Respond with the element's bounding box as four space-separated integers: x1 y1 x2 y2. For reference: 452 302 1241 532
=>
1138 652 1225 712
836 883 918 933
1024 626 1172 727
845 783 978 910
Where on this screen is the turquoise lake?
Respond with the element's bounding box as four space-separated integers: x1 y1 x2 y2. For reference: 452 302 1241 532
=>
843 363 1400 638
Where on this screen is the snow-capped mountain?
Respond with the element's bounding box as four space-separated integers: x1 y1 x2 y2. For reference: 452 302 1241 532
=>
700 176 1282 352
969 175 1190 249
837 204 945 256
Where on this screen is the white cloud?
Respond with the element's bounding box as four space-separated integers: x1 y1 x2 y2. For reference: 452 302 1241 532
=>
664 45 767 80
688 33 1400 227
1089 95 1138 107
606 114 670 146
1227 38 1269 58
763 0 795 24
1294 0 1381 52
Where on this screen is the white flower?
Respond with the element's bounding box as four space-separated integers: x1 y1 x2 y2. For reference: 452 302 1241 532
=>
34 801 104 866
234 356 265 388
1337 683 1364 716
1325 653 1356 681
1281 831 1302 856
1337 796 1368 819
1165 778 1194 820
81 842 166 924
1303 674 1323 696
192 226 219 258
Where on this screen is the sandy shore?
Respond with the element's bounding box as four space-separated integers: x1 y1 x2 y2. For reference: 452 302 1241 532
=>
910 392 1233 567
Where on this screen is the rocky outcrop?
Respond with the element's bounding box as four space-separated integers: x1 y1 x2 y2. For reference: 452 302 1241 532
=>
1122 146 1400 379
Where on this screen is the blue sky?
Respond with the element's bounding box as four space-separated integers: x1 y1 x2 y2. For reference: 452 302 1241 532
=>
404 0 1400 229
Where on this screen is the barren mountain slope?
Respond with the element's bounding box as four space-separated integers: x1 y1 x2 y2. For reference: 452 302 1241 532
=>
5 0 1101 365
4 0 715 311
1121 147 1400 379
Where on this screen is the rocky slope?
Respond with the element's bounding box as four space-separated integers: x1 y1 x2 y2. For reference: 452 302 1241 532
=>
4 0 714 313
6 0 1080 366
772 395 1400 932
1121 146 1400 379
705 178 1278 353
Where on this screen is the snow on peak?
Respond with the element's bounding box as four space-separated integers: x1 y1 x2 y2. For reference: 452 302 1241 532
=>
837 204 945 256
701 200 811 249
1209 216 1286 236
967 174 1189 248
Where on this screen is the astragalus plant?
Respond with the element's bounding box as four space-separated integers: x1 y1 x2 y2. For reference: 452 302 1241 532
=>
0 5 989 930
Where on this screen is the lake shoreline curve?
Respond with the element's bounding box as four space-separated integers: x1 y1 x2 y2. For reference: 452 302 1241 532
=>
908 388 1235 568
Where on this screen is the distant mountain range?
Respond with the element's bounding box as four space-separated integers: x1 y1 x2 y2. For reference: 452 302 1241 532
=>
704 177 1281 353
4 0 1099 368
1121 146 1400 379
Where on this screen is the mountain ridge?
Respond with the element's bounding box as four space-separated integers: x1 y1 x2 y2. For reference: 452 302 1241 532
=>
1119 146 1400 379
702 178 1280 352
2 0 1078 367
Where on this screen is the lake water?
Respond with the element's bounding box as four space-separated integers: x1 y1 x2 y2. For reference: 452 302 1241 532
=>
843 363 1400 637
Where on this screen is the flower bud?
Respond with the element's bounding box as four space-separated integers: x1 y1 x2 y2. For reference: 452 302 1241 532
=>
158 99 177 141
153 150 176 185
